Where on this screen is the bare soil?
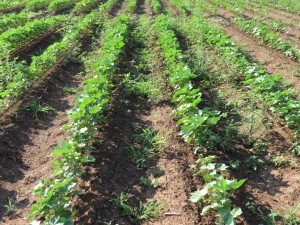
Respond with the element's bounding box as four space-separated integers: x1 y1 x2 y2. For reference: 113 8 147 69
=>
0 26 96 225
1 1 299 225
0 62 83 225
74 89 200 225
9 25 61 60
207 9 300 91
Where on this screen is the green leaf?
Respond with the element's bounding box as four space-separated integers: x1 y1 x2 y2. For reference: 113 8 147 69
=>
190 188 208 203
80 156 95 163
201 203 218 215
52 141 73 157
231 207 242 218
223 214 234 225
218 205 231 217
228 179 247 190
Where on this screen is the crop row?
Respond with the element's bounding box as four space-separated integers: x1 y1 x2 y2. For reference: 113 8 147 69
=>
0 0 82 14
0 0 25 13
153 14 246 224
0 9 100 113
72 0 102 14
0 15 66 54
0 12 35 34
29 13 130 225
169 0 187 14
252 0 300 15
207 0 300 61
151 0 163 14
0 0 122 114
48 0 79 12
218 0 298 31
183 3 300 139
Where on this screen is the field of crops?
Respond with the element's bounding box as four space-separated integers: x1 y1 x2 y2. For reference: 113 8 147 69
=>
0 0 299 224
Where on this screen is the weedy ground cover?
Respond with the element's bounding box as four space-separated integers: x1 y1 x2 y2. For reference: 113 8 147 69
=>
0 0 299 224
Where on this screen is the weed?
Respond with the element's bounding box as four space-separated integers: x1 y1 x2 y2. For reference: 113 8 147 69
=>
229 160 240 170
63 86 77 95
127 127 164 169
290 141 300 156
25 99 55 117
122 73 167 103
245 155 264 171
102 220 114 225
276 202 300 224
246 201 259 214
140 176 161 188
112 193 162 222
250 141 267 154
240 100 267 146
269 154 288 167
4 198 16 215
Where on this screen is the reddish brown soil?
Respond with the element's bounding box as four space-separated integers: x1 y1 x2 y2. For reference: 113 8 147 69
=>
0 6 24 14
9 25 61 60
17 32 63 65
234 9 300 49
143 0 153 16
74 89 200 225
141 106 200 225
0 62 83 225
207 10 300 91
205 0 300 50
0 26 96 224
175 22 300 221
74 6 200 224
257 3 300 22
1 1 299 225
199 75 300 224
109 0 126 17
162 0 180 15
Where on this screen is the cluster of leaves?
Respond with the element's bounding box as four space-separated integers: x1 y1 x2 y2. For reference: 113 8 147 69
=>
0 15 65 54
208 0 300 61
28 14 130 225
154 15 221 147
153 15 246 224
48 0 78 12
211 0 243 14
72 0 100 14
190 156 246 225
0 0 25 12
127 127 164 169
128 0 137 13
189 0 217 14
100 0 120 11
26 0 51 11
151 0 163 14
186 13 300 138
0 10 102 113
113 193 162 222
257 0 300 14
0 12 30 34
233 17 300 60
169 0 188 14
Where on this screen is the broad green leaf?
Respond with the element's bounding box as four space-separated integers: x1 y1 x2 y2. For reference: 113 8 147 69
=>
201 203 218 215
217 205 230 218
223 214 234 225
190 188 208 203
231 207 242 218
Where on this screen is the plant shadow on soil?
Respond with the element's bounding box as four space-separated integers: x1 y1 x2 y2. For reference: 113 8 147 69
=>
0 28 97 222
75 85 167 225
173 27 296 224
197 65 293 225
75 16 170 224
0 61 82 220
